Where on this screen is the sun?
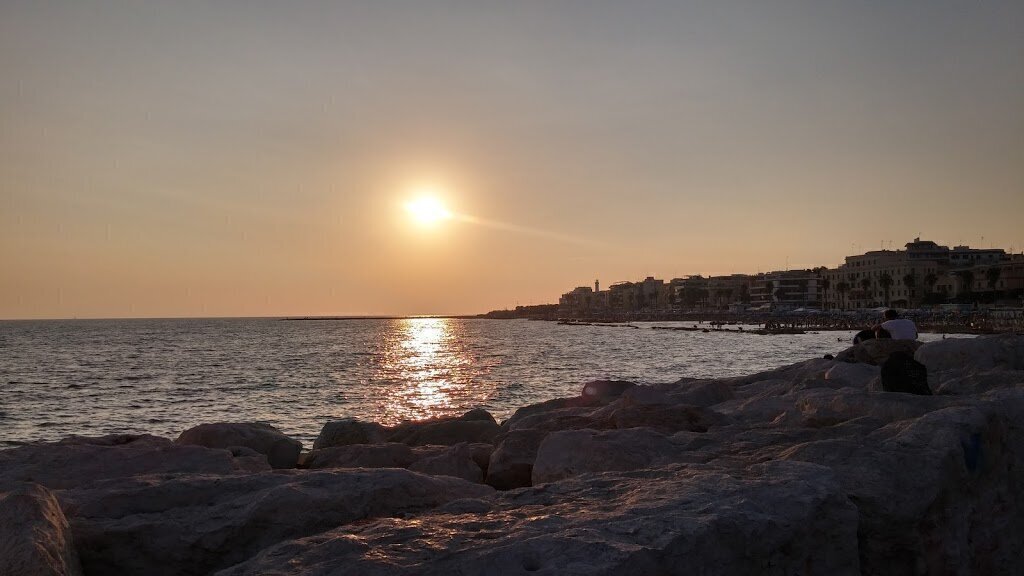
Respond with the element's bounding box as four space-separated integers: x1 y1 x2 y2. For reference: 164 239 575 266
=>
405 196 453 226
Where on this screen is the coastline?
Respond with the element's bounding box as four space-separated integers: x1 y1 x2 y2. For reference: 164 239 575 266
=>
3 334 1023 574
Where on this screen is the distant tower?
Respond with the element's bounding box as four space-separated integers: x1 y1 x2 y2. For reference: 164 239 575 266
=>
595 279 600 292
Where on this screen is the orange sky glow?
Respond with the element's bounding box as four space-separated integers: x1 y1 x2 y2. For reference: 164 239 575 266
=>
2 2 1022 319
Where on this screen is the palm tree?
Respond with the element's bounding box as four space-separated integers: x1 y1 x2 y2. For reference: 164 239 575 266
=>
820 278 831 310
836 281 850 310
878 273 894 306
681 286 701 310
860 277 872 306
924 273 938 297
956 270 975 298
902 272 917 307
774 287 786 306
985 267 1002 292
698 288 710 310
739 284 751 304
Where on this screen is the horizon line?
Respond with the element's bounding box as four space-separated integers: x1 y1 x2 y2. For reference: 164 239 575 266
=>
0 313 505 322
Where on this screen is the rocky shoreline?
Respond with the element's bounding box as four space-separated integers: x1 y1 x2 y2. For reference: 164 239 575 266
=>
3 334 1023 575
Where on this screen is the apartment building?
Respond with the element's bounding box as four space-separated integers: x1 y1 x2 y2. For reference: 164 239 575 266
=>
823 239 1008 309
749 269 822 310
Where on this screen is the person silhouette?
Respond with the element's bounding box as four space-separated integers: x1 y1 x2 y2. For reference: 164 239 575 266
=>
872 309 918 341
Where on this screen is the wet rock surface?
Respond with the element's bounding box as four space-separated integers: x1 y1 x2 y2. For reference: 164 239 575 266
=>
1 334 1021 575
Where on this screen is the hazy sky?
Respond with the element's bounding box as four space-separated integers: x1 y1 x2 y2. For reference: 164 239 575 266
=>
2 1 1022 318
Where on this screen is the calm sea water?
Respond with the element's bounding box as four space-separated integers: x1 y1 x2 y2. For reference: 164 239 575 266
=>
0 318 955 447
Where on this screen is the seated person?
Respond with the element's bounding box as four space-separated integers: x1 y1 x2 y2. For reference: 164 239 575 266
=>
872 309 918 341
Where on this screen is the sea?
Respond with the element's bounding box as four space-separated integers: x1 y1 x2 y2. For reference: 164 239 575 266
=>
0 317 960 447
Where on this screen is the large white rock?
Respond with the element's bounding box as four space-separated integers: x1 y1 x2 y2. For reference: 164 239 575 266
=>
933 369 1024 395
0 484 83 576
215 461 861 576
176 422 302 469
824 361 881 388
915 334 1024 374
62 468 494 576
780 396 1024 574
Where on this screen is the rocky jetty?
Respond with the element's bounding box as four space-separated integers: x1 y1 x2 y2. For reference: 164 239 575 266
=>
2 333 1022 575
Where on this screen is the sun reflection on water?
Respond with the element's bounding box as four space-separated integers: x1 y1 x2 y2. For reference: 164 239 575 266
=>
375 317 483 425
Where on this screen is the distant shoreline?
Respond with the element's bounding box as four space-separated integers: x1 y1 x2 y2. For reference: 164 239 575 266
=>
279 315 483 321
0 315 487 322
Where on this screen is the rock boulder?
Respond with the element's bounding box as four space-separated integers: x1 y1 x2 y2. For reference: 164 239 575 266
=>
408 443 483 483
485 428 550 490
176 422 302 469
63 469 494 576
303 443 416 470
312 419 387 450
0 434 263 491
915 333 1024 374
387 409 500 446
0 484 83 576
532 427 705 484
216 461 860 576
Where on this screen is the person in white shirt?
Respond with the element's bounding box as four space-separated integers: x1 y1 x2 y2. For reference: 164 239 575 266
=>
873 309 918 340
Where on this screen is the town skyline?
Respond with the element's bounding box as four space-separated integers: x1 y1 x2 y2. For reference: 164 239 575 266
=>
556 238 1023 318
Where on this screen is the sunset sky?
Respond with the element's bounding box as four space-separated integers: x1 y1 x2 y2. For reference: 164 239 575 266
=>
2 1 1022 319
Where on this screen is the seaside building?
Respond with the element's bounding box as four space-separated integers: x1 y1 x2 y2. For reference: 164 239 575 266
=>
706 274 753 310
749 270 823 311
823 239 1010 309
555 239 1019 318
672 275 710 311
638 276 666 310
935 253 1024 302
558 286 596 316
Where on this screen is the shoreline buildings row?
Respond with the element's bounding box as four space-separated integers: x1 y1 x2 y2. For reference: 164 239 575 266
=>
558 239 1024 317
